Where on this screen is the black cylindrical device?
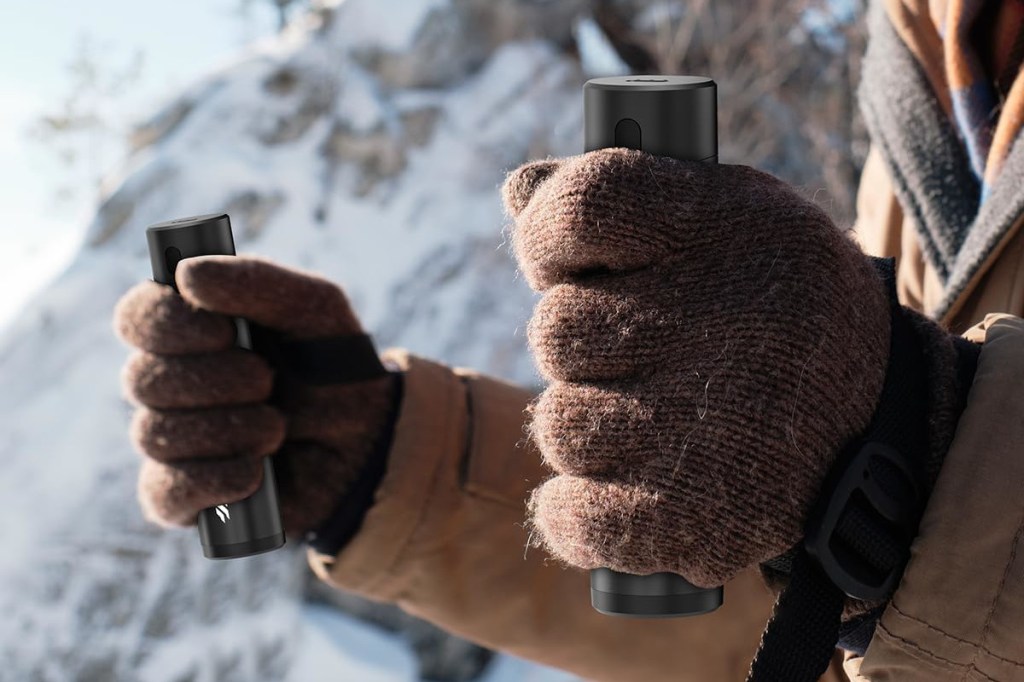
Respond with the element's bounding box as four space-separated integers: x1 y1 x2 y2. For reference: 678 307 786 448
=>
583 76 724 618
146 213 286 559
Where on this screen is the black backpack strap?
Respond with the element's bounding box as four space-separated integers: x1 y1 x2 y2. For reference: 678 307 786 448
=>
748 549 844 681
748 257 932 681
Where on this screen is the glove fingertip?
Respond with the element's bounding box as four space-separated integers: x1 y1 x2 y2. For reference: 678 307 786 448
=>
503 158 561 218
130 404 286 463
177 255 361 337
112 280 171 346
114 279 235 354
122 350 275 411
137 460 198 529
173 254 237 306
529 476 605 570
137 457 266 528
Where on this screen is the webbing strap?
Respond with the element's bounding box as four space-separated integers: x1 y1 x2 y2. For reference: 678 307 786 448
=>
747 551 844 682
747 257 931 682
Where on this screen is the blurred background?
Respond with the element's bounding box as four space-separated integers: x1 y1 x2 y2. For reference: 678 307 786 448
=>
0 0 867 680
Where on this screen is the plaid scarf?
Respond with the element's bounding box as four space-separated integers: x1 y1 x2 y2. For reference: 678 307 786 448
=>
885 0 1024 198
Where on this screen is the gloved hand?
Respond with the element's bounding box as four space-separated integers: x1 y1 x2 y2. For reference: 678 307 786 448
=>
114 256 398 537
504 149 966 590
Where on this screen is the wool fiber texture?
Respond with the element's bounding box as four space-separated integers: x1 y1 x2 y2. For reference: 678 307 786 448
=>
506 149 894 588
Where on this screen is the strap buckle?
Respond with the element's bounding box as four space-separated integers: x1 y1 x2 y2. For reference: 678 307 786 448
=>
804 441 924 601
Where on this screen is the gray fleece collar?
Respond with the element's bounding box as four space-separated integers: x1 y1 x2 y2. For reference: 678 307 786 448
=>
859 1 1024 320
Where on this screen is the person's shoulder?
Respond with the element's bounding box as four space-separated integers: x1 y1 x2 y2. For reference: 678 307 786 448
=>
961 313 1024 412
958 311 1024 438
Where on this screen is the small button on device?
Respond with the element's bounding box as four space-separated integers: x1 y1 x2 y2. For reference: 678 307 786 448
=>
164 246 183 280
614 118 642 150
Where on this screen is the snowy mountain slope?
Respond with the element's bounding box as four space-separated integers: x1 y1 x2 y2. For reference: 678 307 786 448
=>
0 0 590 679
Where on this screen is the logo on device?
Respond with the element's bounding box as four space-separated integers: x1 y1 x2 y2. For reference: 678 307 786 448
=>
215 505 231 523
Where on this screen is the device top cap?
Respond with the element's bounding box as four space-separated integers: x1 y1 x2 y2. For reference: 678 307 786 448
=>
147 213 230 233
585 75 714 91
583 75 717 162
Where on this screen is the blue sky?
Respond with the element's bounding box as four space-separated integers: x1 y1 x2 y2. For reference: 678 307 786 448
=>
0 0 279 325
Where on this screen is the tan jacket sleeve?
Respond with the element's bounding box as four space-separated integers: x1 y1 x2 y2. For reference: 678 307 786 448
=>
845 315 1024 682
307 350 849 681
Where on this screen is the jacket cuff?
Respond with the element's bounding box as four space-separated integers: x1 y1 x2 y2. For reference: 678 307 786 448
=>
306 349 470 601
303 372 403 558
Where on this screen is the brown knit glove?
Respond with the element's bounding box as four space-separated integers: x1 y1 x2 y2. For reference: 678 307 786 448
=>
114 256 398 537
504 148 947 589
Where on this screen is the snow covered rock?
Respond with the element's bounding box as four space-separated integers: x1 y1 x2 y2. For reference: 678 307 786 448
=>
0 0 591 679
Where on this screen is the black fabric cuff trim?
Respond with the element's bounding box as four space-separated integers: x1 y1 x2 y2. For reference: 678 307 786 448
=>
304 372 404 557
251 327 389 386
